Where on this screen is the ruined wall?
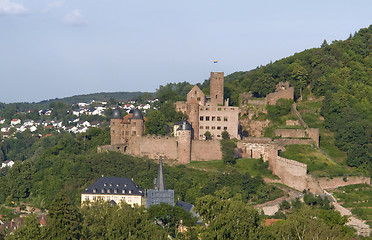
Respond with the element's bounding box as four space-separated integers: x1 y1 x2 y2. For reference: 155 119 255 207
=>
273 156 308 191
275 128 319 147
138 135 178 160
175 101 187 115
275 128 307 138
237 141 278 164
274 138 314 147
240 119 269 137
191 140 222 161
286 120 300 126
317 176 371 190
198 105 239 140
265 87 294 105
307 128 320 147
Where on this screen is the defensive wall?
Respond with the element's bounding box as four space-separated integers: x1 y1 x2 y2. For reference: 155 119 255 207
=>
275 128 319 147
191 140 222 161
273 156 308 191
317 176 371 190
274 138 314 147
265 85 294 105
138 135 178 160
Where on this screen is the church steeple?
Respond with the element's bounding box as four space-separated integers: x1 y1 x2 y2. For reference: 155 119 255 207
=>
155 157 166 190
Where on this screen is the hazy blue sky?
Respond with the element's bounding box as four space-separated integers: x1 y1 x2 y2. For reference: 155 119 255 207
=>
1 0 371 103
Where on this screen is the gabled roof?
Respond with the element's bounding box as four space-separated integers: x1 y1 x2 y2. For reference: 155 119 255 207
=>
83 177 144 196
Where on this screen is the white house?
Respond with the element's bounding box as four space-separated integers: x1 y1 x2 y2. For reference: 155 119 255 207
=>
1 160 14 169
0 118 5 124
10 119 21 126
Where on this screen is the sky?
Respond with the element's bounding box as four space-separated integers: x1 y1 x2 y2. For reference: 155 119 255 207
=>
1 0 371 103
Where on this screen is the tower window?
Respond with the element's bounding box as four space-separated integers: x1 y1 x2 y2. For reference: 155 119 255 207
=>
216 95 218 99
200 116 204 121
224 117 228 121
206 116 210 121
217 126 221 130
212 116 215 121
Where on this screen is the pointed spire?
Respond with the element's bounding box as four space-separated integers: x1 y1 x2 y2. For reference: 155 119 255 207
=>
156 157 166 190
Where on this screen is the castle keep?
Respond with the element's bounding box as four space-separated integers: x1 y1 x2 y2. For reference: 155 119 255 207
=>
175 72 240 140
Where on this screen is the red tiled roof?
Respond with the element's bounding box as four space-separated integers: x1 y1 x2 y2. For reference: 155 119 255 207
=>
264 219 280 226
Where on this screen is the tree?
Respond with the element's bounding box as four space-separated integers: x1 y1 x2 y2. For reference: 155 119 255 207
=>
45 193 81 240
221 130 230 140
144 110 167 135
7 160 35 201
204 131 212 140
7 215 43 240
148 203 196 238
195 188 261 239
220 138 237 164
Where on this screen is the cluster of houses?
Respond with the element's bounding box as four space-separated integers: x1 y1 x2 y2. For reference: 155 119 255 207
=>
0 98 159 138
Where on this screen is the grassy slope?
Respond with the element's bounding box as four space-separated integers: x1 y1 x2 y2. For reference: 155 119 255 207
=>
332 184 372 227
187 158 278 179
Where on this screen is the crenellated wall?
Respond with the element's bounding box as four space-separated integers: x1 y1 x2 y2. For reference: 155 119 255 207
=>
275 128 319 147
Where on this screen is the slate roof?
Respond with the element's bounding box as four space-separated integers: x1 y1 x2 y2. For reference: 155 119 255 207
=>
82 177 144 196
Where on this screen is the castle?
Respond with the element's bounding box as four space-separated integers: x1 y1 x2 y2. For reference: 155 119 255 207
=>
99 71 325 193
175 72 239 140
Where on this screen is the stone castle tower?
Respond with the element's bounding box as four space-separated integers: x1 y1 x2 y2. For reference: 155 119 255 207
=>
176 120 192 164
210 72 224 106
110 108 123 145
130 109 145 136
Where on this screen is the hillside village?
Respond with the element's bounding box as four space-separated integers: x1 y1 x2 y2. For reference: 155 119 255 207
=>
0 98 158 137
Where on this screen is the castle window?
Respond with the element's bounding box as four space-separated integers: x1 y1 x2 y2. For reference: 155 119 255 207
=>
224 127 227 130
217 126 221 130
224 117 228 121
212 116 215 121
195 91 197 94
217 135 221 138
132 131 136 135
92 196 97 201
200 116 204 121
206 126 209 129
217 117 221 121
218 108 221 111
206 116 210 121
206 108 209 110
212 126 216 130
215 95 218 99
200 126 203 129
197 97 200 101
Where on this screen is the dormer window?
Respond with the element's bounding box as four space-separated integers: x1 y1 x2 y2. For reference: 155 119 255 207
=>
104 183 107 186
129 190 132 194
107 189 111 193
101 189 105 193
122 189 126 194
93 188 97 193
116 184 119 187
109 183 112 187
114 189 118 194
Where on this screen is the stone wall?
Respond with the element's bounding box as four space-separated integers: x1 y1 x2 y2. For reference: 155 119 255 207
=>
275 128 319 147
240 119 269 137
286 120 300 126
275 128 307 138
191 140 222 161
265 87 294 105
138 135 178 160
274 138 314 147
317 176 371 190
273 156 308 191
237 141 278 163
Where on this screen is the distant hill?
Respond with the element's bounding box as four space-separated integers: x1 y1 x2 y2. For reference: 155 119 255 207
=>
37 91 153 105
